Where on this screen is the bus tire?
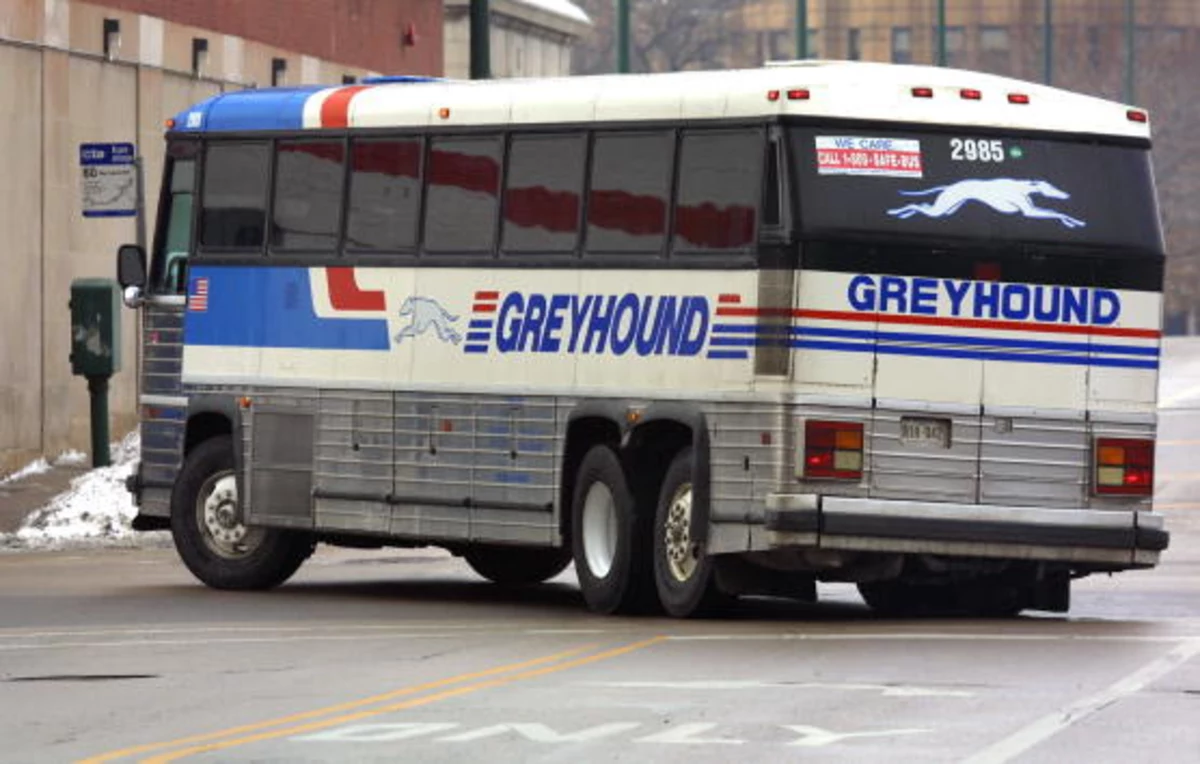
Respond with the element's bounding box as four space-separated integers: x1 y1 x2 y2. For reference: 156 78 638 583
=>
170 435 312 590
570 445 654 614
653 447 724 618
463 545 571 585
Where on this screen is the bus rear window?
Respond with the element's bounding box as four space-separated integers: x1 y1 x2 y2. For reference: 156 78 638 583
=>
789 127 1163 254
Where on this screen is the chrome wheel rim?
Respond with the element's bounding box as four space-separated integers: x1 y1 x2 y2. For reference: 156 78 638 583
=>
581 482 618 578
664 482 697 583
195 471 264 559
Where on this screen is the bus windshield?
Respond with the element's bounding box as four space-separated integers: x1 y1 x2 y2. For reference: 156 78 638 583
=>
788 126 1163 255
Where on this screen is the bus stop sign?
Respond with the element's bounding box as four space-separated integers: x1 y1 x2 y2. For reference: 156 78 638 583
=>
80 142 136 218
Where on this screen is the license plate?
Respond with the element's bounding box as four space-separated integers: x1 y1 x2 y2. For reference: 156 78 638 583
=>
900 417 951 448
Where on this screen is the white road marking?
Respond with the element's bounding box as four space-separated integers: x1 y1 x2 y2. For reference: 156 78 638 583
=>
588 680 972 697
963 637 1200 764
784 725 929 747
666 633 1199 643
0 632 476 651
438 722 642 743
296 723 460 742
634 723 745 745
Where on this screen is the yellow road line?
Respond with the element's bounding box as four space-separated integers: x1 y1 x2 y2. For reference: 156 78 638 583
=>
78 643 597 764
141 635 666 763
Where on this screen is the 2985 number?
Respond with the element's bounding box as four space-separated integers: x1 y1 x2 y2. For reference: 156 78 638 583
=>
950 138 1005 163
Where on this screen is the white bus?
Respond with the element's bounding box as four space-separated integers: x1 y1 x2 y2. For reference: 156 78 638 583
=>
117 61 1168 617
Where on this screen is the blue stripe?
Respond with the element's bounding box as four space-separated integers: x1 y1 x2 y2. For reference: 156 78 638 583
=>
184 266 389 350
463 345 489 354
466 332 491 343
712 324 793 335
709 336 759 348
469 320 493 330
706 350 749 360
795 326 1158 357
791 340 1158 369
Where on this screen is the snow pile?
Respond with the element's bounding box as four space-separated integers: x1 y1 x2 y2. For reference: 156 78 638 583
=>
2 433 163 550
514 0 590 24
0 458 52 486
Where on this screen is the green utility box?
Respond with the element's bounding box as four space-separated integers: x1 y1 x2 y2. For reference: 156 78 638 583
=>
69 278 122 377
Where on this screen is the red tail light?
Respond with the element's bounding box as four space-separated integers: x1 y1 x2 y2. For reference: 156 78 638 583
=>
804 420 864 480
1094 438 1154 496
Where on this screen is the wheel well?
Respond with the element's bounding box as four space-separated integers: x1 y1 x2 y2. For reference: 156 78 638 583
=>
623 419 693 520
184 412 232 455
559 417 621 540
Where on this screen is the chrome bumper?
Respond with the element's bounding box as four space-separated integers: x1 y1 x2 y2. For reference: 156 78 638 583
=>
763 494 1168 567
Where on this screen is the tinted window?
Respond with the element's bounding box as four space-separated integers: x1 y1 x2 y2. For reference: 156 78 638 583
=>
150 158 194 293
200 142 269 249
502 134 585 253
586 131 673 254
674 129 762 252
271 141 345 251
424 136 502 253
347 138 423 251
791 127 1163 254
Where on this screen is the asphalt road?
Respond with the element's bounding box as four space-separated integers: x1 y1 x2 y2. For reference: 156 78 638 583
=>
0 501 1196 763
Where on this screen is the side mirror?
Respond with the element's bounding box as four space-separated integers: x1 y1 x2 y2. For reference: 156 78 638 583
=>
117 244 147 289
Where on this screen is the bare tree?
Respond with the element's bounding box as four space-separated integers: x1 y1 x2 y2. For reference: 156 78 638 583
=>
573 0 745 75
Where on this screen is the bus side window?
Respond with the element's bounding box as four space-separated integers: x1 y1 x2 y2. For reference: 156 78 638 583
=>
585 131 673 256
672 128 763 254
501 133 586 256
199 142 270 252
151 157 195 295
424 135 503 254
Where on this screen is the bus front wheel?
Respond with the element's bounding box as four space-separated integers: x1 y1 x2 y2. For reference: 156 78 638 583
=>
570 445 654 614
170 435 312 590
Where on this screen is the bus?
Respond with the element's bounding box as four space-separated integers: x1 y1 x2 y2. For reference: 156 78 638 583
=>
117 61 1168 618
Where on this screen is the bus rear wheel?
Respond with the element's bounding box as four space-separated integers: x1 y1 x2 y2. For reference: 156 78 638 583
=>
463 545 571 585
570 445 654 614
170 435 312 590
653 447 724 618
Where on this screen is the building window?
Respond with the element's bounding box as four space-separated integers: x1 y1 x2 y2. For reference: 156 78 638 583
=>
199 142 270 250
586 131 673 255
424 136 502 253
892 27 913 64
502 134 586 254
848 28 862 61
673 129 762 253
271 141 345 251
979 25 1010 73
934 25 966 66
347 138 423 251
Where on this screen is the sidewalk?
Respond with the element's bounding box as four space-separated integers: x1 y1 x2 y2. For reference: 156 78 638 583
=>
0 463 89 534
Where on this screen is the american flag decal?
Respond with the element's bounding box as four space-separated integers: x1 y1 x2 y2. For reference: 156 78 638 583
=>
189 277 209 312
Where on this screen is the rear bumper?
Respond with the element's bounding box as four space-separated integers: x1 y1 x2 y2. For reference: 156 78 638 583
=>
764 494 1168 567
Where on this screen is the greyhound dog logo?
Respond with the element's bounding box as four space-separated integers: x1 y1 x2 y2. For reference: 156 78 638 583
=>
393 296 462 345
887 178 1086 229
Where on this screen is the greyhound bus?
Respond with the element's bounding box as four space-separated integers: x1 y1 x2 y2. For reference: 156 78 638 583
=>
117 61 1168 617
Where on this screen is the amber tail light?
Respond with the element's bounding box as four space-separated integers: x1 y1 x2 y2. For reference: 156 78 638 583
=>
1094 438 1154 496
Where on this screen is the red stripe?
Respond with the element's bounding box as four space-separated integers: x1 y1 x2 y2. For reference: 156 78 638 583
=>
473 303 497 313
718 294 741 304
474 291 500 300
326 267 385 311
320 85 370 129
716 305 1159 338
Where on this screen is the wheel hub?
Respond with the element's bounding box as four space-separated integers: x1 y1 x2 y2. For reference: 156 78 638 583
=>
196 472 263 559
581 482 618 579
664 483 698 583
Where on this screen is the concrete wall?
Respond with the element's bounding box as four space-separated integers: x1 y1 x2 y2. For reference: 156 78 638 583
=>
0 0 428 475
444 0 589 79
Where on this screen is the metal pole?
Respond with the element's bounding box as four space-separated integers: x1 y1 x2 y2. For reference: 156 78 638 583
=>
1124 0 1135 103
935 0 947 66
617 0 630 73
796 0 808 59
87 376 111 468
469 0 490 80
1043 0 1053 85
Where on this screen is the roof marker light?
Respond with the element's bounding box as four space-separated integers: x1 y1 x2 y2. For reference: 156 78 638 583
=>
1008 93 1030 104
1127 109 1148 123
911 87 934 98
164 118 176 129
787 88 810 100
438 107 451 119
767 89 781 102
960 88 982 100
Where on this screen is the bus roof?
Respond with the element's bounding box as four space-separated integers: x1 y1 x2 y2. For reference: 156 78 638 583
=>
169 61 1151 141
